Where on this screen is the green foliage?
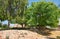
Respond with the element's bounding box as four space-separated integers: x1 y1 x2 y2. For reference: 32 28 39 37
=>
0 0 28 25
13 0 28 24
2 24 8 29
0 0 60 28
0 0 8 21
0 24 8 29
0 23 2 28
26 2 60 28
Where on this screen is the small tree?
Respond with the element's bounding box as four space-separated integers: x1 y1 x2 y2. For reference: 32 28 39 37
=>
13 0 28 28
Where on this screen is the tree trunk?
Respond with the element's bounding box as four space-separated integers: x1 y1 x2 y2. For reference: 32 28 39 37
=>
21 23 26 28
21 23 23 28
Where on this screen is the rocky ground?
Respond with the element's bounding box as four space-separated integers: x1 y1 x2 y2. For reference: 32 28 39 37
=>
0 29 60 39
0 30 47 39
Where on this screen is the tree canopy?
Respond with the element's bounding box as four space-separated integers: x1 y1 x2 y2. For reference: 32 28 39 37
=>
26 2 60 28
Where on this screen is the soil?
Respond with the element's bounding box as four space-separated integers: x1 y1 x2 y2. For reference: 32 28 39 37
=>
0 28 60 39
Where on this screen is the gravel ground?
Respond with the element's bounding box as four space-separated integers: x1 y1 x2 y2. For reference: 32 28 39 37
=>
0 30 47 39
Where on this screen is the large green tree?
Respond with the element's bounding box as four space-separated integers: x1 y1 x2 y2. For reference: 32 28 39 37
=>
26 2 60 28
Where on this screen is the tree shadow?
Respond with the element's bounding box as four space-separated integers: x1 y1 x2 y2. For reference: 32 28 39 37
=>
0 27 30 31
29 28 55 36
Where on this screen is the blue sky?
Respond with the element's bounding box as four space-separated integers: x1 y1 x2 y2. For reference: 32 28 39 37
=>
2 0 60 26
29 0 60 6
